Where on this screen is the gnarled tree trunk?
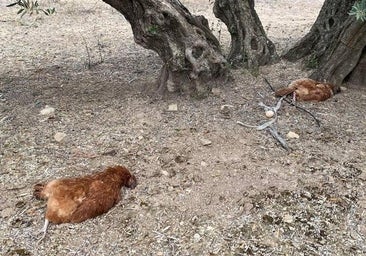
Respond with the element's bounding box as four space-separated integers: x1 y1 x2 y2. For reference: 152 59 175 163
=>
283 0 356 63
348 49 366 86
311 17 366 88
102 0 228 96
213 0 278 68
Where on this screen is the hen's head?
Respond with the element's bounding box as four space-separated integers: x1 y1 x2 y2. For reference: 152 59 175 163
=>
127 174 137 189
112 166 137 189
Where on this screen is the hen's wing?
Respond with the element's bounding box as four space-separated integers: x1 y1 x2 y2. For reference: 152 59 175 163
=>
43 179 89 223
275 87 296 97
69 180 120 223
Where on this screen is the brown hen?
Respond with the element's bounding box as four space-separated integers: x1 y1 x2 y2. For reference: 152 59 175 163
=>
34 166 137 241
275 78 337 101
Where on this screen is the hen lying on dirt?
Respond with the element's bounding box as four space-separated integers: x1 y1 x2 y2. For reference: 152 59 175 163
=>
34 166 137 241
275 78 338 101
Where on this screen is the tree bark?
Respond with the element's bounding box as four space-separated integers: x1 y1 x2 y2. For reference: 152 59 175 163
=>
213 0 278 68
283 0 356 63
310 17 366 88
348 49 366 86
101 0 228 96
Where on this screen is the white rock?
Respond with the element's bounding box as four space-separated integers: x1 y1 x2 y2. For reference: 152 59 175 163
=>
161 170 169 176
168 104 178 112
283 213 294 223
200 161 208 167
40 106 55 115
211 88 222 97
54 132 66 142
287 131 299 139
200 138 212 146
193 233 201 243
265 110 275 118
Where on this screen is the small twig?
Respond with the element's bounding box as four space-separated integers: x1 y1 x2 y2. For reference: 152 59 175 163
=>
237 96 289 150
237 121 259 129
6 186 27 191
263 77 321 127
81 35 92 69
268 126 289 150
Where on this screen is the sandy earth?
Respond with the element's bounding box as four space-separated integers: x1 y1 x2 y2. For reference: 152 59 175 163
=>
1 0 366 255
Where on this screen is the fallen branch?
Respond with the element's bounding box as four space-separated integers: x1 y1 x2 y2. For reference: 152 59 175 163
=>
263 77 321 127
268 126 289 150
237 96 289 150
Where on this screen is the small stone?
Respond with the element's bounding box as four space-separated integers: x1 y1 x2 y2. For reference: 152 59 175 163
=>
201 161 208 167
54 132 66 142
200 138 212 146
40 106 55 116
168 104 178 112
243 203 254 213
287 131 299 139
282 213 294 223
340 86 347 91
265 110 275 118
220 105 230 113
211 88 222 97
193 233 201 243
161 170 169 176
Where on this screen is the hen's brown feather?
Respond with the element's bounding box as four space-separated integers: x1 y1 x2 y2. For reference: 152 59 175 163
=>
275 78 336 101
34 166 136 224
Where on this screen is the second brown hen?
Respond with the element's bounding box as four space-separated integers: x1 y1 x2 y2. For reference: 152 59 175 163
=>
275 78 337 101
34 166 137 241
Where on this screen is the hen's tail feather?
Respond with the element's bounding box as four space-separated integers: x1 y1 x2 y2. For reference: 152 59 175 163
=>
275 87 296 97
33 183 46 200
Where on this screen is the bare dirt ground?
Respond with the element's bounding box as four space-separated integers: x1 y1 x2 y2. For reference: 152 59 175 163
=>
1 0 366 255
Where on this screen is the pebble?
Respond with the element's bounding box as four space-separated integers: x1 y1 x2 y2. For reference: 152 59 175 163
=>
200 161 208 167
40 105 55 115
211 88 222 97
193 233 201 243
54 132 66 142
168 104 178 112
282 213 294 223
287 131 299 139
161 170 169 176
200 138 212 146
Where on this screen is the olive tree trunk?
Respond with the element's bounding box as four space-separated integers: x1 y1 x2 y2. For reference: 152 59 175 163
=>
102 0 228 95
310 17 366 87
348 49 366 86
283 0 356 63
213 0 278 68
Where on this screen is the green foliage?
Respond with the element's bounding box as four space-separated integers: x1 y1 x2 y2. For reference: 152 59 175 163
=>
147 25 159 35
349 0 366 22
6 0 55 18
305 53 319 69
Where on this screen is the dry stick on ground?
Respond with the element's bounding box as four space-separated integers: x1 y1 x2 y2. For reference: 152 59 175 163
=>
263 77 321 127
237 96 289 150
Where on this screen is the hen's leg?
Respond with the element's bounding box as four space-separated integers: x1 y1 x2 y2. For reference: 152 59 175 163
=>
37 218 49 244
